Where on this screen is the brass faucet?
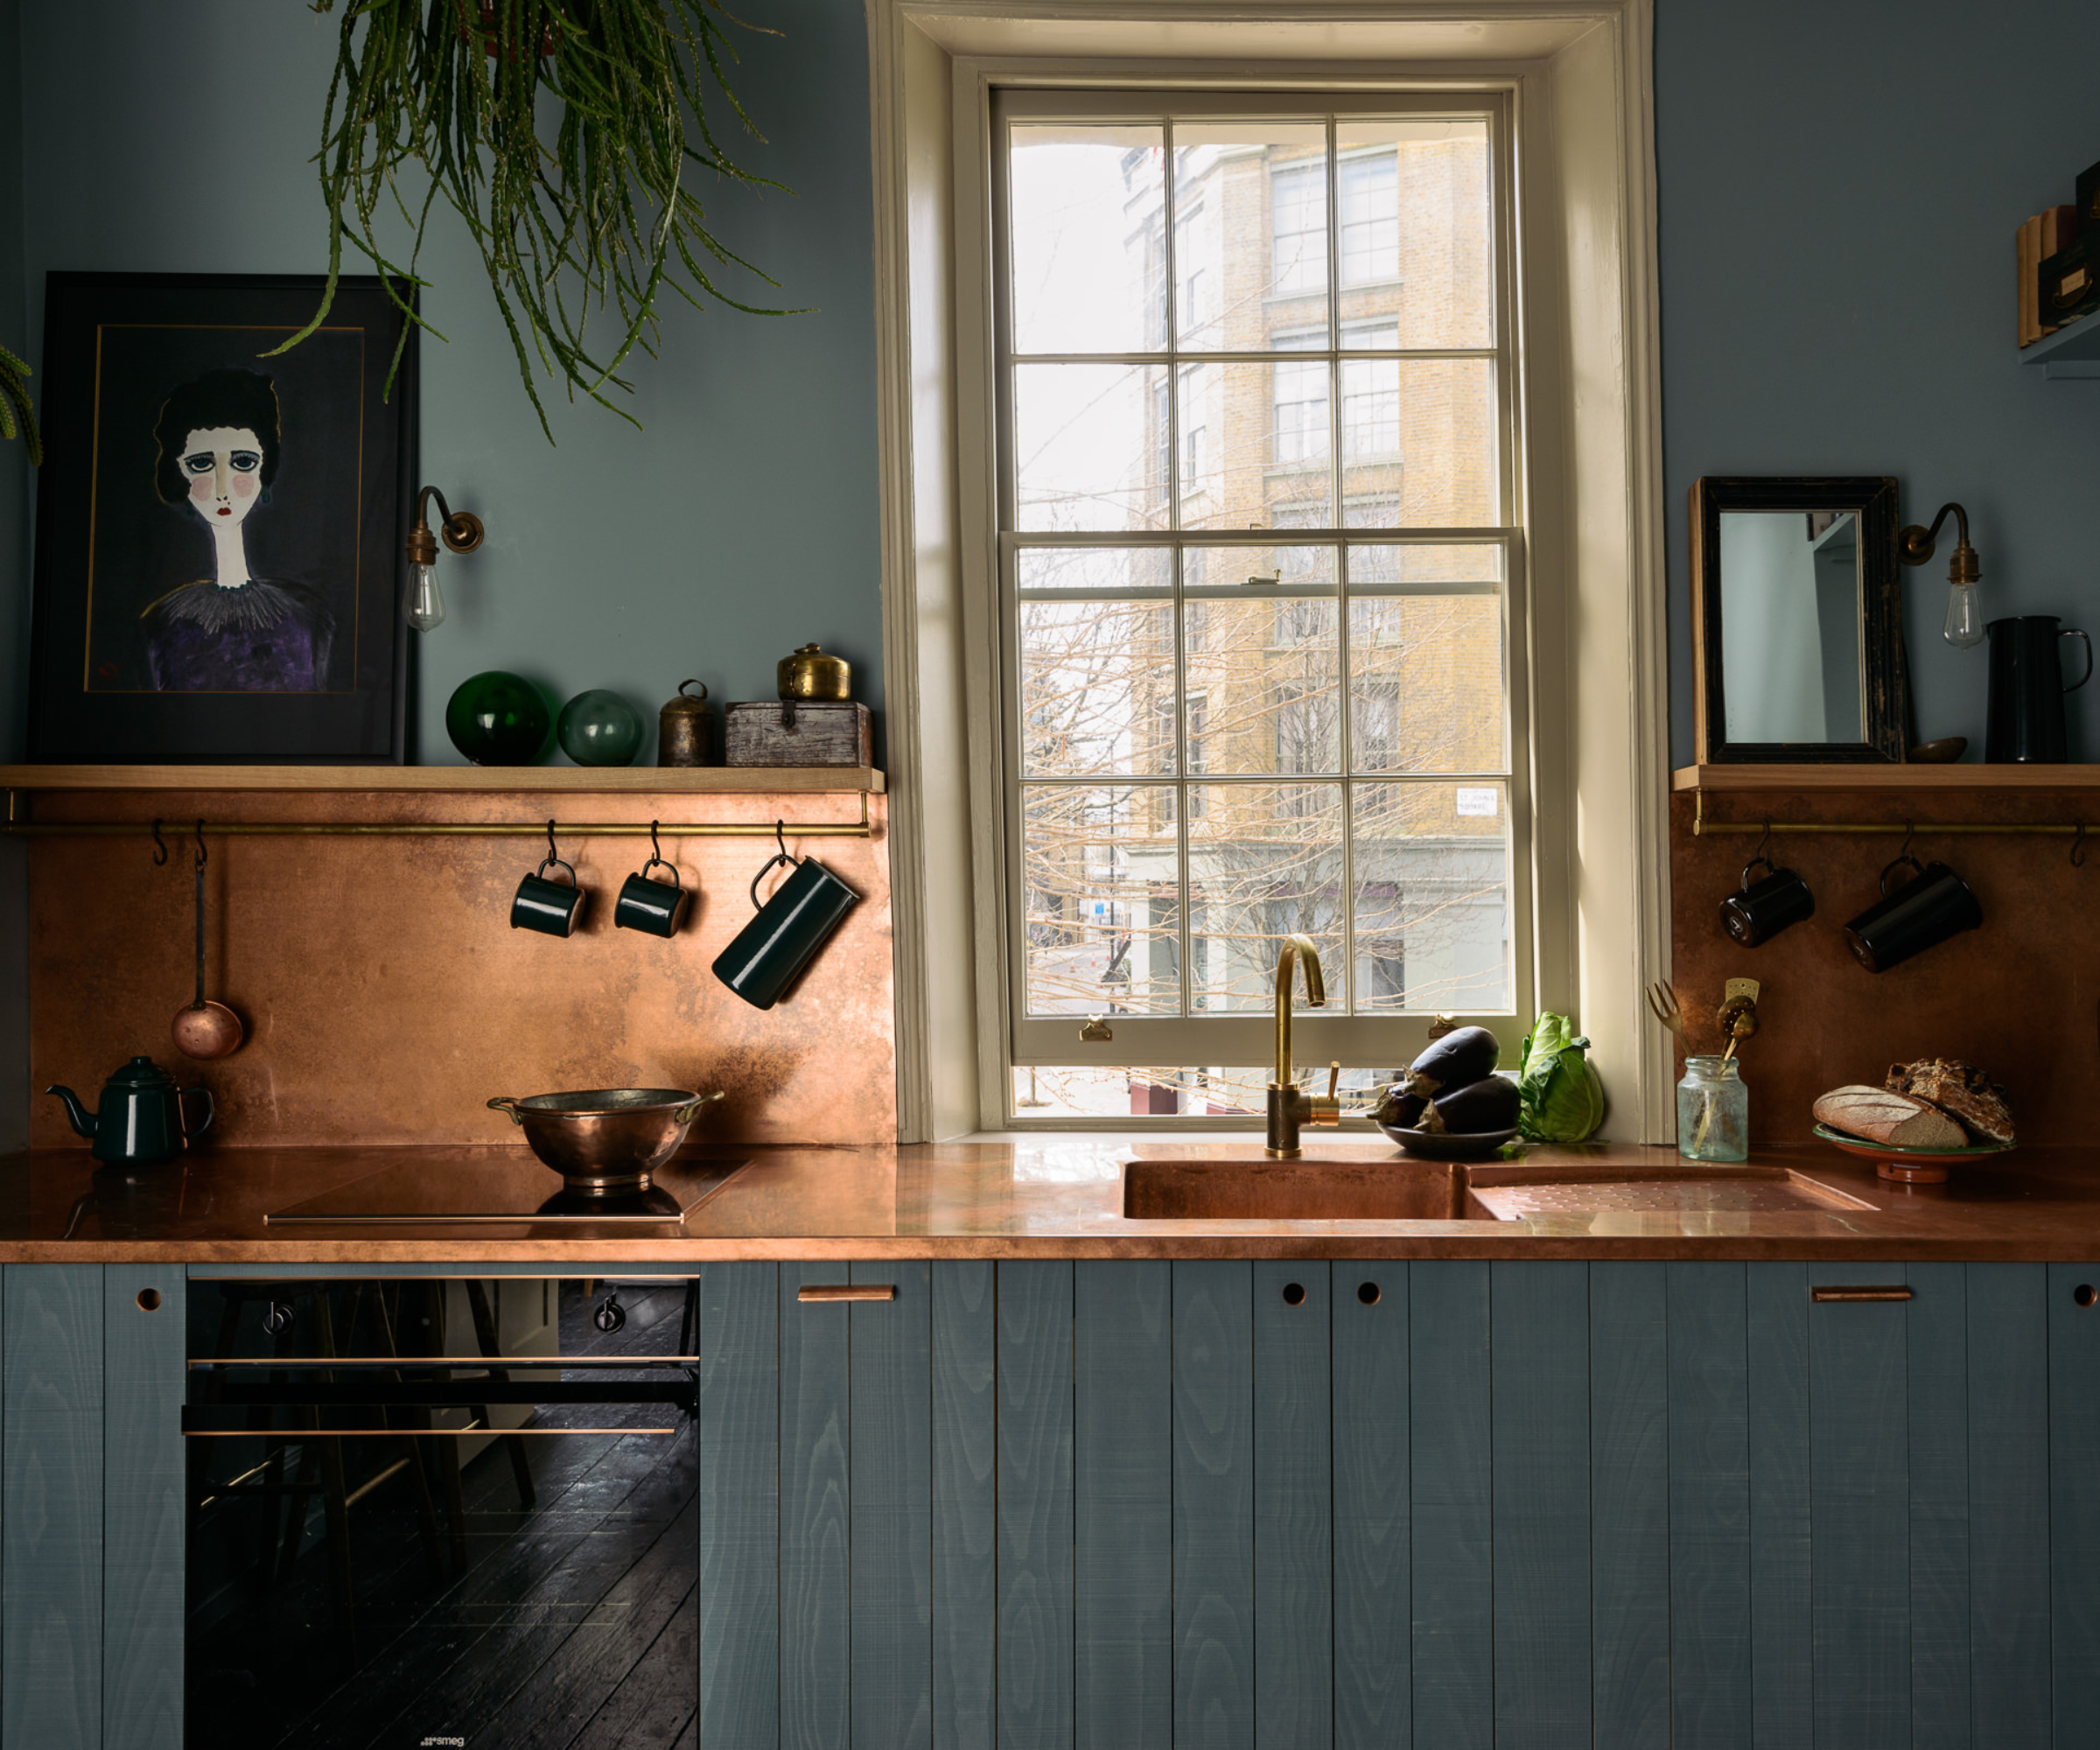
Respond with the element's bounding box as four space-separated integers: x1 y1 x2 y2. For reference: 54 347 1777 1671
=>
1265 934 1341 1158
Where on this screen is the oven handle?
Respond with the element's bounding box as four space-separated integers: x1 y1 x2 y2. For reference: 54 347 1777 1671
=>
188 1354 699 1370
183 1421 682 1438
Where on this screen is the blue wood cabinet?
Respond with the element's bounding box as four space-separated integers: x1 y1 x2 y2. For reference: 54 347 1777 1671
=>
693 1260 2100 1750
0 1264 185 1750
5 1258 2100 1746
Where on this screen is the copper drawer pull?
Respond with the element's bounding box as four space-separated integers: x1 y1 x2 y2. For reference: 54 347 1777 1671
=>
1811 1285 1913 1303
797 1284 896 1303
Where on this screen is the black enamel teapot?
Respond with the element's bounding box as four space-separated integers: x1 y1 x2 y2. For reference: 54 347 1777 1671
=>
46 1057 214 1165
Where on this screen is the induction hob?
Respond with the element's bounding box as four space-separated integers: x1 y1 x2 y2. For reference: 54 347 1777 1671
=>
265 1155 751 1226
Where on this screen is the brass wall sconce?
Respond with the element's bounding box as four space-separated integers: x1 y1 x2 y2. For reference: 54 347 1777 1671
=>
403 485 485 633
1899 500 1984 648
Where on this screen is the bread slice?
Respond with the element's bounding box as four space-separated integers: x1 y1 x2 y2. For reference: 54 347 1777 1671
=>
1813 1085 1967 1150
1885 1060 2014 1146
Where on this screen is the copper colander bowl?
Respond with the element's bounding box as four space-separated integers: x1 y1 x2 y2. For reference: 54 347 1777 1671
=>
486 1088 724 1194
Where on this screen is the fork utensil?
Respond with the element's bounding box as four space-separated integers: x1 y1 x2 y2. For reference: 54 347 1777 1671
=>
1644 979 1688 1043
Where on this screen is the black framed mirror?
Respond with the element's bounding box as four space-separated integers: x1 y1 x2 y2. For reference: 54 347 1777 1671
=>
1690 476 1904 764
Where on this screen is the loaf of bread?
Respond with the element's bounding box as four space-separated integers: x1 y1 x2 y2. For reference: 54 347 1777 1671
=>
1812 1085 1967 1150
1885 1060 2014 1145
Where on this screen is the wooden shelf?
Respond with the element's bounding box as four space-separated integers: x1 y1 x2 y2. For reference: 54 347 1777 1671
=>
0 764 885 795
2022 305 2100 377
1674 764 2100 793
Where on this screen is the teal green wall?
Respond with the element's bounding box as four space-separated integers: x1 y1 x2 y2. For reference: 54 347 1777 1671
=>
1657 0 2100 763
11 0 879 765
8 4 2099 768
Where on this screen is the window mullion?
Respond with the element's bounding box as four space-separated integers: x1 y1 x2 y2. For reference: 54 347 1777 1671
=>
1326 114 1342 528
1163 120 1181 534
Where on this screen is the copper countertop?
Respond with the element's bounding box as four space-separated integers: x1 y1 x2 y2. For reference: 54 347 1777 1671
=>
5 1137 2100 1263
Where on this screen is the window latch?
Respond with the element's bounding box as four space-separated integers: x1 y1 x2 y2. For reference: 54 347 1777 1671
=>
1245 571 1280 586
1081 1015 1114 1042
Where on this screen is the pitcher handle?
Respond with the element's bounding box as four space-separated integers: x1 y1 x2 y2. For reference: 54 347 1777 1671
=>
2063 628 2093 693
179 1086 214 1139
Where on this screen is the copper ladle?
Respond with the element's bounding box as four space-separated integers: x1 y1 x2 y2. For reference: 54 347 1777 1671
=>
172 822 243 1060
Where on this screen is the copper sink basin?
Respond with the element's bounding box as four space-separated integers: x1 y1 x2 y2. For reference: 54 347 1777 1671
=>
1121 1157 1498 1222
1119 1156 1878 1222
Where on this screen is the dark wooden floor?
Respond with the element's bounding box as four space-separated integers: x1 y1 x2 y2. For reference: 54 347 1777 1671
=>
185 1280 697 1750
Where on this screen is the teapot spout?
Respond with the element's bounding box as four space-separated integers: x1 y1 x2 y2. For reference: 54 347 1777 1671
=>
46 1086 96 1140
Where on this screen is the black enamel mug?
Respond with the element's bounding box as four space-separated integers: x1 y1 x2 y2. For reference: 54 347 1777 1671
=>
713 853 861 1010
615 859 690 938
1841 853 1981 973
512 858 587 937
1718 854 1815 948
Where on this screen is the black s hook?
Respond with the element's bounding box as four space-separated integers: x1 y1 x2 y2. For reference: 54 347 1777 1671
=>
750 819 802 911
150 819 168 866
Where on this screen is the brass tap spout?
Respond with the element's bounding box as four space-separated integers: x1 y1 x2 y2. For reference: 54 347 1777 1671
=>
1266 934 1341 1158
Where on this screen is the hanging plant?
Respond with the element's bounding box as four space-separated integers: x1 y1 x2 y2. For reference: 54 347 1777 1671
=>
280 0 799 438
1 341 39 466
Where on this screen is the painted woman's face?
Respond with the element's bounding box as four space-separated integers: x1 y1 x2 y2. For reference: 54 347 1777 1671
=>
178 426 266 528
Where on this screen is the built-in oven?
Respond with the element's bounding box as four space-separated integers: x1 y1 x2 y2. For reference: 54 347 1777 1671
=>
183 1272 698 1750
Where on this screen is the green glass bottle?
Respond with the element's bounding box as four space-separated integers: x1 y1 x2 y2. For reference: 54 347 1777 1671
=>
557 689 646 766
444 670 551 766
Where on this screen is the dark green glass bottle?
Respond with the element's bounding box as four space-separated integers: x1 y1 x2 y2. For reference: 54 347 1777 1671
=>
445 670 551 766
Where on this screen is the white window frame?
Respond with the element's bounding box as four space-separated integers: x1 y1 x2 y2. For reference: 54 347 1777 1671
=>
991 87 1529 1100
866 0 1672 1141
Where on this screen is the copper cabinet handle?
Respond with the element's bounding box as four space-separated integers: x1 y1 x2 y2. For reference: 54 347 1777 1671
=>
797 1284 896 1303
1811 1285 1913 1303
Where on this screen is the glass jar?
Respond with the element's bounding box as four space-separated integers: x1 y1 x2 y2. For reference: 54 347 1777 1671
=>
1676 1054 1748 1162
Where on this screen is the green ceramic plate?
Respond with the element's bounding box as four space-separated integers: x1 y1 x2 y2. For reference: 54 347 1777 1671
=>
1811 1122 2012 1161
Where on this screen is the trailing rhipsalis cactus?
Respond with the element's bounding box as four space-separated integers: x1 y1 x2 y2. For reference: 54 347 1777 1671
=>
281 0 801 439
1 341 39 466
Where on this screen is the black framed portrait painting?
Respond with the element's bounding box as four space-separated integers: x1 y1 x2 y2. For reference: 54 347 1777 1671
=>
28 272 416 762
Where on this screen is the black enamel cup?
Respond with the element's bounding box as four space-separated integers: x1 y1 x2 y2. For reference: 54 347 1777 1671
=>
1841 853 1981 973
615 859 690 938
713 854 861 1010
1718 854 1815 948
512 858 587 937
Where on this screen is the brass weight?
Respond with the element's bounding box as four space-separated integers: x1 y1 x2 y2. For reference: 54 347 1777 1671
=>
777 643 850 702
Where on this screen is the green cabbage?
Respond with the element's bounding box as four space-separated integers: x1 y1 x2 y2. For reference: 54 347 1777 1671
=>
1517 1012 1606 1142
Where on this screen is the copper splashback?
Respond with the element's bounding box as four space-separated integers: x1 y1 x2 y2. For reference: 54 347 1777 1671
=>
28 786 895 1148
1670 787 2094 1146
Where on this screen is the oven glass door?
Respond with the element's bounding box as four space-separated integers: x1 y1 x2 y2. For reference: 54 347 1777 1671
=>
184 1275 697 1750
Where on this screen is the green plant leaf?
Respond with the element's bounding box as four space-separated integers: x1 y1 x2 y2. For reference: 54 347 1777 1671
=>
287 0 796 438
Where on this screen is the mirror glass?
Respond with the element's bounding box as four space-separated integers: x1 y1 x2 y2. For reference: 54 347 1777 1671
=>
1717 509 1863 744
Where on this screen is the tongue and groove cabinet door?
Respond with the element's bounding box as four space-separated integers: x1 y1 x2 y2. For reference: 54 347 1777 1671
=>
2050 1261 2100 1750
697 1261 937 1750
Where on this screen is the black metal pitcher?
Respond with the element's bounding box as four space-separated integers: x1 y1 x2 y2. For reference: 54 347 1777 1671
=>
1984 615 2092 762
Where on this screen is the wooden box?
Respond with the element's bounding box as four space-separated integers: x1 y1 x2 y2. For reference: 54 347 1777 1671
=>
724 700 874 767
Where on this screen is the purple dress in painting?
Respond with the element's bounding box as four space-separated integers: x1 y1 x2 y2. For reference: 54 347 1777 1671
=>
141 580 334 693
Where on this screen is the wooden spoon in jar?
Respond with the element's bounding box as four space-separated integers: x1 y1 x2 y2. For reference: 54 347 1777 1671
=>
172 828 243 1060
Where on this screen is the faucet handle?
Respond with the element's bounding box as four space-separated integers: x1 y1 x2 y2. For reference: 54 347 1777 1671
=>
1306 1060 1342 1128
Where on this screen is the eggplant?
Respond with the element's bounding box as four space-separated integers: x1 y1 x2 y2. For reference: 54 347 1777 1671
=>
1372 1083 1426 1129
1415 1073 1521 1136
1404 1026 1502 1098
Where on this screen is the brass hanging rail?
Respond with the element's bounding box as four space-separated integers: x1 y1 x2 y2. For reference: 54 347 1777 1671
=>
0 789 872 839
1692 790 2082 838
